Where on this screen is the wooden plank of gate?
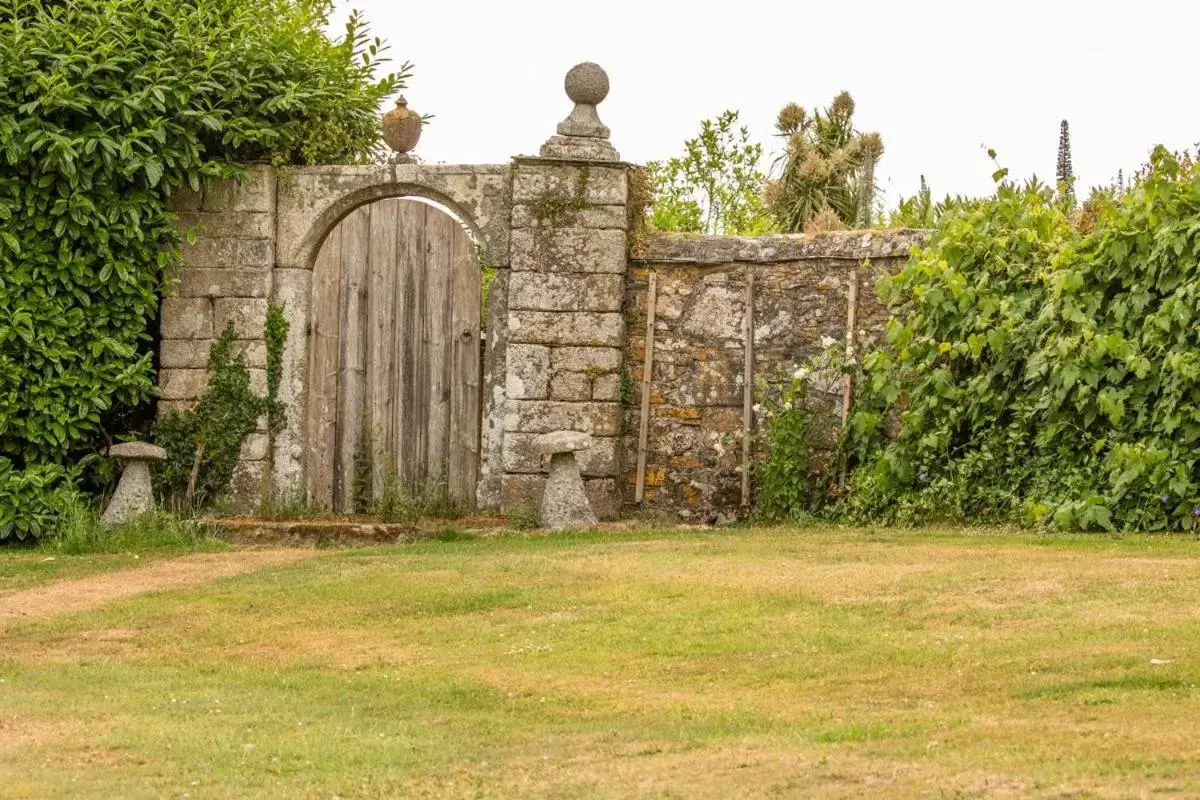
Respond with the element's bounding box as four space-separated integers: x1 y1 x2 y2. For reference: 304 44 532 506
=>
424 211 453 496
306 225 342 511
367 200 399 496
448 223 481 508
741 269 755 508
335 206 369 512
395 201 427 492
635 272 657 504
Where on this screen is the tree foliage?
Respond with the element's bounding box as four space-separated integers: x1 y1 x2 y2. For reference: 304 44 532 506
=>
844 147 1200 531
647 110 773 236
766 92 883 233
0 0 402 534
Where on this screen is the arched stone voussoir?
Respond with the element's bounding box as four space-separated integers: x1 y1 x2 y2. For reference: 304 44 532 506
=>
276 163 513 272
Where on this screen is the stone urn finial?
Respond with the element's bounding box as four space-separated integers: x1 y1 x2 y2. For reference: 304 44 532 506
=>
102 442 167 524
541 63 619 161
382 95 422 163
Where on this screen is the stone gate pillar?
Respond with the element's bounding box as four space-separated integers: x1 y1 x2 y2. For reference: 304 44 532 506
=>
500 63 630 518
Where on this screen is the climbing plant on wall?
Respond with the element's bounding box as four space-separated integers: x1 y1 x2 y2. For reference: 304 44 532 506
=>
153 305 288 510
0 0 406 535
843 146 1200 531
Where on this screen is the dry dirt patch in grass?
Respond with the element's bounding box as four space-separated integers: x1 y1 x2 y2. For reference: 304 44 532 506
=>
0 549 315 626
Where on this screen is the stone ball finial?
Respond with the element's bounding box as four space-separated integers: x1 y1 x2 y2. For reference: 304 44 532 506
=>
553 62 613 143
564 62 609 107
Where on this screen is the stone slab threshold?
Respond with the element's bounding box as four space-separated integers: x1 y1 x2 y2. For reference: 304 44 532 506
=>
209 515 511 546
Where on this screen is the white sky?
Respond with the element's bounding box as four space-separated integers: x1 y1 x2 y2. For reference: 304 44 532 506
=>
332 0 1198 207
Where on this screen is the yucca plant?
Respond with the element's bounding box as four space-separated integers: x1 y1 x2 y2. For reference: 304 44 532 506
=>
766 92 884 232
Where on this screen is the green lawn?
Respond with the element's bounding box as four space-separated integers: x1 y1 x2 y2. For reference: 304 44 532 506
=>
2 528 1199 798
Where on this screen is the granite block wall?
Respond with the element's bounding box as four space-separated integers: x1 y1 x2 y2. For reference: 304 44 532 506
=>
161 166 277 508
499 159 632 519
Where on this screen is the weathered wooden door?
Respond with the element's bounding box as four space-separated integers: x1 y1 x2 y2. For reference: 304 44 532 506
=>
306 199 481 512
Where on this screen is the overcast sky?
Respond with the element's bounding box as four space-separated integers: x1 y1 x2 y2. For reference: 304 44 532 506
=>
332 0 1198 207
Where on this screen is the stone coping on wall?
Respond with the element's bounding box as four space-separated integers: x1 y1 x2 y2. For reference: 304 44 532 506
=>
511 155 638 169
634 229 930 266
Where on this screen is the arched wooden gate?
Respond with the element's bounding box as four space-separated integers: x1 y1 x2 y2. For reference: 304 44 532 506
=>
306 199 482 512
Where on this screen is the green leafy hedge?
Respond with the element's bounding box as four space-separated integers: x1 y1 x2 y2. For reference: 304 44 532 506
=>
0 460 81 540
0 0 402 537
845 147 1200 531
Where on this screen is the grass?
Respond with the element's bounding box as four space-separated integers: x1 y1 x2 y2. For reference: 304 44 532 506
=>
44 508 227 556
1 527 1199 797
0 510 227 594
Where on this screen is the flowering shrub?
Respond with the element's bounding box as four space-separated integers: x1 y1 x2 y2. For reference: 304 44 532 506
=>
754 339 848 521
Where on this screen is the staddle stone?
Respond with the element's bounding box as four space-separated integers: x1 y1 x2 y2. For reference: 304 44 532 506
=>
533 431 597 530
102 441 166 524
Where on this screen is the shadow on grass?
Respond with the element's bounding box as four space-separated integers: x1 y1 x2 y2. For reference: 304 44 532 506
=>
1016 675 1189 700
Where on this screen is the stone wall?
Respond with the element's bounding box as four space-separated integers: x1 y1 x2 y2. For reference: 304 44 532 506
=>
623 230 927 522
154 63 926 524
161 166 278 504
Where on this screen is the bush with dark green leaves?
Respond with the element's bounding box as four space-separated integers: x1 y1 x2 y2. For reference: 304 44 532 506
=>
0 461 82 540
0 0 403 537
843 147 1200 531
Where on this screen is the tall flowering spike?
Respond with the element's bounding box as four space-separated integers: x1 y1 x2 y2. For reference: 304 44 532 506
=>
1057 119 1075 208
856 133 883 228
860 132 884 161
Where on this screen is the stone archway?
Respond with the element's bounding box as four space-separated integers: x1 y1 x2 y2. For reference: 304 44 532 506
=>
276 163 512 273
159 63 633 517
268 164 513 508
305 197 482 513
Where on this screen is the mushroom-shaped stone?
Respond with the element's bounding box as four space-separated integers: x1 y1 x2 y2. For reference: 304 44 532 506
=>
102 441 167 524
532 431 597 530
532 430 591 455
